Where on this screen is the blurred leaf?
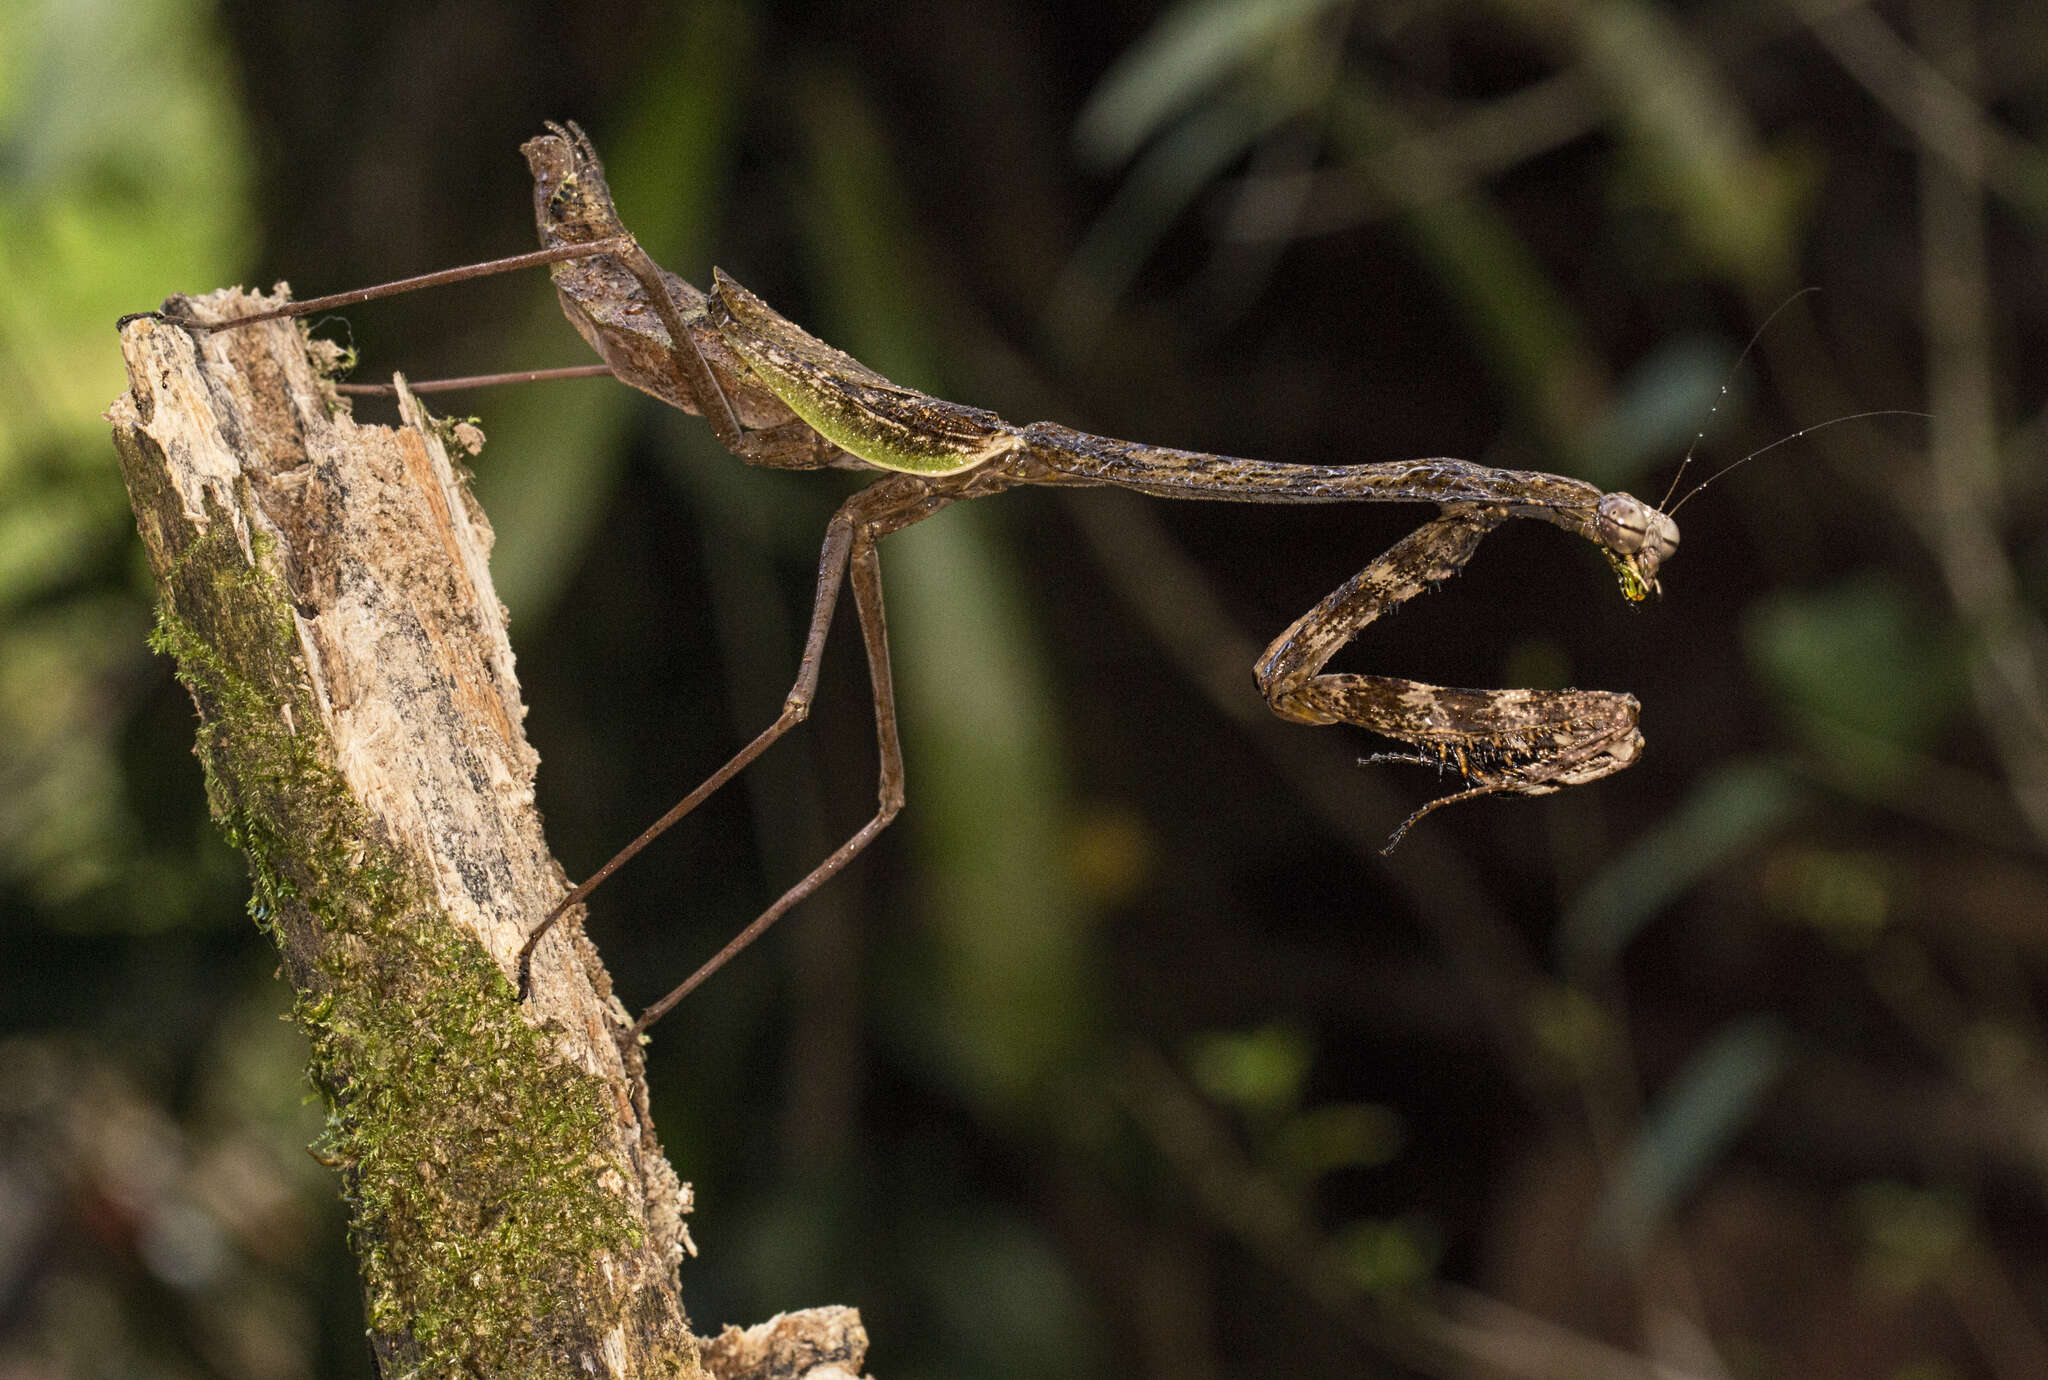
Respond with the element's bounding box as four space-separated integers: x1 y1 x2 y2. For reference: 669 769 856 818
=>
1330 1215 1442 1299
1758 845 1891 949
1048 95 1271 353
601 0 757 270
1058 0 1353 354
919 1210 1100 1380
1559 759 1802 971
1578 331 1741 491
1851 1181 1970 1294
1187 1025 1310 1117
459 352 639 627
1269 1102 1405 1183
1509 0 1815 286
1591 1014 1790 1256
1073 0 1350 169
1746 574 1968 755
0 1032 335 1374
1527 981 1620 1082
1955 1021 2034 1099
1066 801 1157 907
735 1174 862 1317
886 510 1097 1106
794 68 933 381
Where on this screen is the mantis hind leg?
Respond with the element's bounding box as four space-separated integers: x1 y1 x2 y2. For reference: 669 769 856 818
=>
519 475 937 1031
624 526 906 1035
1253 506 1643 849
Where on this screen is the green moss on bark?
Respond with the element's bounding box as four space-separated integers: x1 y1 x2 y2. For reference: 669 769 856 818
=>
150 515 647 1378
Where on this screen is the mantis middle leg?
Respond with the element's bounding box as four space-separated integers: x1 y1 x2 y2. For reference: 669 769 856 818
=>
520 472 952 1033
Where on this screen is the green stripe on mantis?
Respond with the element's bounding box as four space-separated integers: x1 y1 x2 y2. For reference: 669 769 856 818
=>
708 269 1020 476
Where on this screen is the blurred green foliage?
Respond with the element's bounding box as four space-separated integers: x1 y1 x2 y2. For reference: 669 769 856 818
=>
1748 573 1969 753
0 0 249 921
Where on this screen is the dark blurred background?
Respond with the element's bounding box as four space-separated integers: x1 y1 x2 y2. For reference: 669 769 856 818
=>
6 0 2047 1375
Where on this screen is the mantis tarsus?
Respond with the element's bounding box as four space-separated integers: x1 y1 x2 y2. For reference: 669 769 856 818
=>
151 122 1680 1036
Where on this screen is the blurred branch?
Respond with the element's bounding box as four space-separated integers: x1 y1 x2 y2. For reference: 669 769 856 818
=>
1782 714 2037 853
1212 69 1601 241
1791 0 2048 220
1908 5 2048 846
1944 1241 2048 1380
108 291 707 1377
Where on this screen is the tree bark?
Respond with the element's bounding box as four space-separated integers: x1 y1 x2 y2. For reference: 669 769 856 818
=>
106 287 716 1378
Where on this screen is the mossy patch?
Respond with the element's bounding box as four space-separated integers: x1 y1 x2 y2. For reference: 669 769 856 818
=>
150 513 645 1377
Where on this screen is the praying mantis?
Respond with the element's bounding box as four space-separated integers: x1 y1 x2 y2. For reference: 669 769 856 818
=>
153 122 1679 1036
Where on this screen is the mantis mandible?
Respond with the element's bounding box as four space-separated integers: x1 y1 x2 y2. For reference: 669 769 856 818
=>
152 122 1679 1036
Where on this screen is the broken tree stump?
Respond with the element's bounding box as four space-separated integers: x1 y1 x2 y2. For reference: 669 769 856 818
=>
108 286 704 1378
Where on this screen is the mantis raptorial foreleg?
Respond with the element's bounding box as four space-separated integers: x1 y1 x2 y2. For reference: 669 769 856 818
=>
1251 506 1642 850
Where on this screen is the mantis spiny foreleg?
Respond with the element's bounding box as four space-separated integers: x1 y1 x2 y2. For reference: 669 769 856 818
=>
1251 506 1643 851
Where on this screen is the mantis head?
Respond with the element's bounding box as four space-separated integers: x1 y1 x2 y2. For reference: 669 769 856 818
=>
1595 492 1680 601
521 121 625 248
